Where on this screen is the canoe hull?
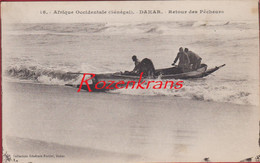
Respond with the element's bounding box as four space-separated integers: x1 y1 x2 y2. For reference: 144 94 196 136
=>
95 64 209 82
66 64 225 92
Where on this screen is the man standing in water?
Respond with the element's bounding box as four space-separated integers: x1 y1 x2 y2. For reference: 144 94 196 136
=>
185 48 202 70
172 47 190 72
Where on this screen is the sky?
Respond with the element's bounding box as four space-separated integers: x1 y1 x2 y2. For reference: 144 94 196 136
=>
1 1 259 24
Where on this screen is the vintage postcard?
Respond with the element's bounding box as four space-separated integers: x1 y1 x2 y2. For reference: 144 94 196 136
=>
1 1 259 163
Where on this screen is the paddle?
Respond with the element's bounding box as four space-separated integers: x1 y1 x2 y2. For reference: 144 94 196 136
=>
217 64 226 68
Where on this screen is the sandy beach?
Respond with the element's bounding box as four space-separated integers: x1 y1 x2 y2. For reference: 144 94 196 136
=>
3 81 259 162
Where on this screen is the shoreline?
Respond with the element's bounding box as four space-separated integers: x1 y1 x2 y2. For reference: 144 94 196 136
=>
2 81 259 162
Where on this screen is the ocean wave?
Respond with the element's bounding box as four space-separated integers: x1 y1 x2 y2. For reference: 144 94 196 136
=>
146 27 163 34
6 21 256 36
5 65 257 106
192 21 230 27
5 65 82 85
25 23 107 33
110 79 258 106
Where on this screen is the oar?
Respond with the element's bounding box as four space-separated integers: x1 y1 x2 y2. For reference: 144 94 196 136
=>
217 64 226 68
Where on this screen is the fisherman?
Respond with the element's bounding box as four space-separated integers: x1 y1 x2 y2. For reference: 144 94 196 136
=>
172 47 190 72
132 55 155 76
185 48 202 70
139 58 155 77
132 55 141 74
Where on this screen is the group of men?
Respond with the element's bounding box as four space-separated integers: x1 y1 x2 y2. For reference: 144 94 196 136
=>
172 47 202 72
131 47 202 74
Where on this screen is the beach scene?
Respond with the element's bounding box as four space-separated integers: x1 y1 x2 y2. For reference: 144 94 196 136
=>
2 1 259 163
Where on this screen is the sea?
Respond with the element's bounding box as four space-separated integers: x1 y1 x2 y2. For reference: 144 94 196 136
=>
3 20 259 105
2 21 260 162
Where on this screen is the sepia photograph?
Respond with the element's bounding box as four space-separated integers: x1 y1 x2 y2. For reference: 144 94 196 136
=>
1 1 259 163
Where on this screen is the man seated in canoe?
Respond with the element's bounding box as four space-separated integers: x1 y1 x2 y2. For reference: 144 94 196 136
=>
172 47 190 72
184 48 202 70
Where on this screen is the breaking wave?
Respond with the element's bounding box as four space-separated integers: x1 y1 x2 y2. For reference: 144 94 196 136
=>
4 65 258 106
5 65 82 85
6 20 256 36
110 79 258 106
192 21 230 27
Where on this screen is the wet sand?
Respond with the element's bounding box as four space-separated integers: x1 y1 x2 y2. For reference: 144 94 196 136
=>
2 81 259 162
5 136 142 163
